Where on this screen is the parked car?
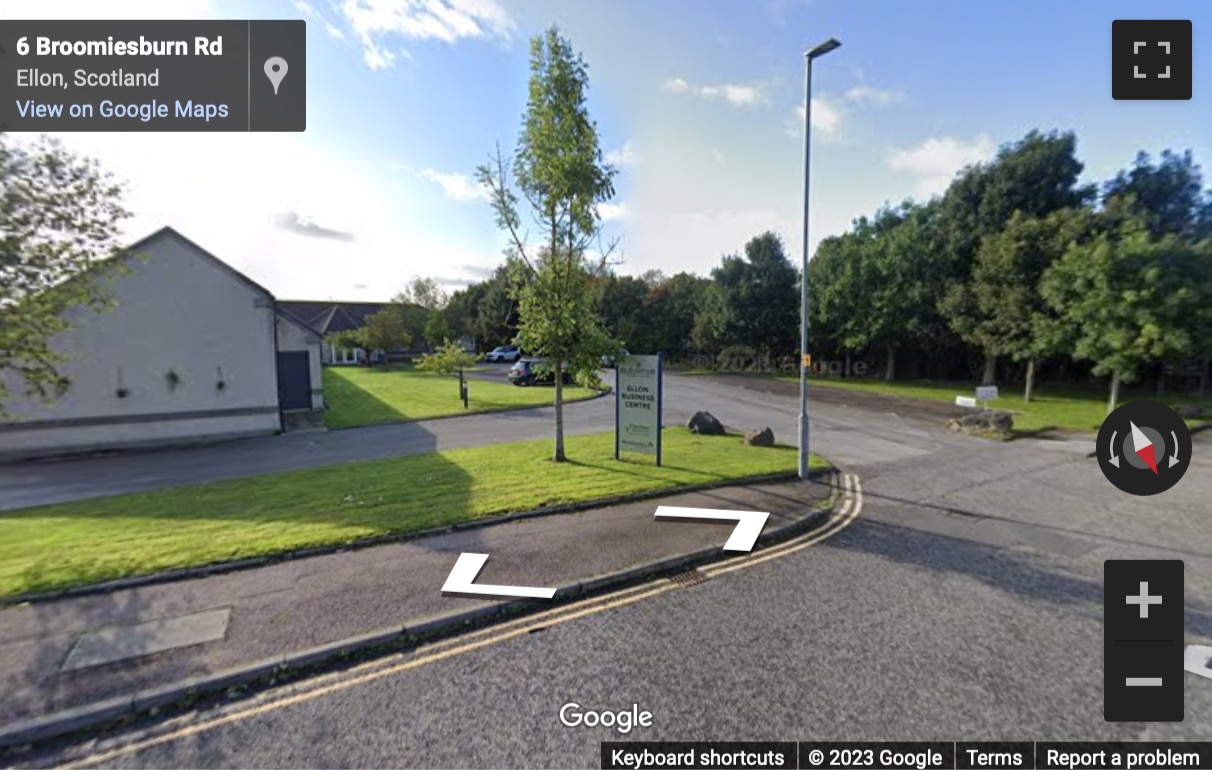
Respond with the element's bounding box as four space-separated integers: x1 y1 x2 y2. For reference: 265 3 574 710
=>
601 349 630 368
508 358 575 386
484 345 521 363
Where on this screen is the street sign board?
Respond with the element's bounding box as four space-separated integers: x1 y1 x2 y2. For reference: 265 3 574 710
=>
616 354 663 464
802 353 812 367
976 386 999 402
955 395 978 408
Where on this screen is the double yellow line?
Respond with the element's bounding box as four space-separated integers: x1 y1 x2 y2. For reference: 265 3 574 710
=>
62 474 864 769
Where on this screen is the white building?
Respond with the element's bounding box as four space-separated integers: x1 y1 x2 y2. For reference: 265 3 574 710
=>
0 227 324 461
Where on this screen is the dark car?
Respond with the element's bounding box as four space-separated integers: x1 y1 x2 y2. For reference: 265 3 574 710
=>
508 359 575 386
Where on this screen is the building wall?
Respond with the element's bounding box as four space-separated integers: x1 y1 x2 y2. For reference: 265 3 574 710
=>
275 315 324 410
0 232 281 460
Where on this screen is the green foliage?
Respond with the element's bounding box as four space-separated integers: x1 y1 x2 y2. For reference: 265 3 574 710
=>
360 305 413 353
1041 218 1212 386
704 231 798 358
0 135 130 415
423 311 454 350
417 339 477 377
477 26 618 461
1103 150 1211 240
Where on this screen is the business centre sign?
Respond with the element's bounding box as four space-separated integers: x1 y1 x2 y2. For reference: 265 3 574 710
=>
615 353 663 464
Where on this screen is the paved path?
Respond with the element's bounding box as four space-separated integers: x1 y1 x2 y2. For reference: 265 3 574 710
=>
0 479 832 730
17 375 1212 768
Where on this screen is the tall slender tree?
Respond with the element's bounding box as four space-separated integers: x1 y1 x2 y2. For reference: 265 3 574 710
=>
477 26 618 462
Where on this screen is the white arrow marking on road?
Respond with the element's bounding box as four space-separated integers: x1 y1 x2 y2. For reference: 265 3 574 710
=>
654 506 770 552
1169 430 1182 468
1108 430 1120 468
441 553 556 599
1185 645 1212 680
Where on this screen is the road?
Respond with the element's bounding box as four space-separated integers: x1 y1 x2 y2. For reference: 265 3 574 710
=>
19 371 1212 768
1 368 943 510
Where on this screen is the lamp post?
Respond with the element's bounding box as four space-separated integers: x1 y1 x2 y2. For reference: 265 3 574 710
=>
798 37 840 480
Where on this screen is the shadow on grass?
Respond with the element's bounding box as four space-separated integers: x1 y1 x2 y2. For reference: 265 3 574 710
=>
322 367 408 428
1 420 482 602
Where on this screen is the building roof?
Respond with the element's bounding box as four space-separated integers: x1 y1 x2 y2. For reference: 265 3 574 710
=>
275 300 388 336
128 227 276 301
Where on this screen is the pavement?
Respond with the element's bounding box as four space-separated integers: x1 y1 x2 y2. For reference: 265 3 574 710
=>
0 475 836 746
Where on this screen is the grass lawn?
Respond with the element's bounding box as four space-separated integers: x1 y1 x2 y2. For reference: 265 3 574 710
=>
782 375 1212 434
323 365 600 428
0 428 828 599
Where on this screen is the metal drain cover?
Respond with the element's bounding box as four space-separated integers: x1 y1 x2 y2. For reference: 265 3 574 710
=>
669 568 710 588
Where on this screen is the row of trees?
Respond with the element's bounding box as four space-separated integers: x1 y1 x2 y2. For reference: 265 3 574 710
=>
431 130 1212 420
810 134 1212 409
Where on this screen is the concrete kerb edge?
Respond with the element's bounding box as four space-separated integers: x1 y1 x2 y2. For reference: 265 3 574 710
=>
0 469 845 753
0 474 844 752
4 465 826 607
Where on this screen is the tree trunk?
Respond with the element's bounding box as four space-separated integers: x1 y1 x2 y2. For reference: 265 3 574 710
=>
982 352 997 386
845 353 852 378
1200 355 1210 398
1107 371 1121 415
884 345 896 382
1156 367 1166 399
1024 358 1036 403
552 359 566 462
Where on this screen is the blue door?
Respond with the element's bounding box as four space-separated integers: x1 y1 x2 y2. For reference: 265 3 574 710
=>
276 352 312 410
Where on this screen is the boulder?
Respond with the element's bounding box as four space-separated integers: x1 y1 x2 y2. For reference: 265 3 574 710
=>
745 427 775 447
687 411 726 435
948 409 1013 436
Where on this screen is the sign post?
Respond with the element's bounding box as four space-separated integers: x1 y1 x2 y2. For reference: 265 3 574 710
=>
975 385 998 410
615 353 663 466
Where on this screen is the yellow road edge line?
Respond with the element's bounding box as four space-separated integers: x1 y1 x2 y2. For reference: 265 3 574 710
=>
63 474 864 769
61 581 680 770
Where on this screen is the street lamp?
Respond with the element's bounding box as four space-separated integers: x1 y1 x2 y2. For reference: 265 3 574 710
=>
798 36 840 480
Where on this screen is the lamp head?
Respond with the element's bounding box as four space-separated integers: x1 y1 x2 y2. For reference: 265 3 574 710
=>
806 38 841 59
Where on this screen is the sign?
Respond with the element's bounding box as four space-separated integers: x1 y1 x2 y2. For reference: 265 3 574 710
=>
955 395 978 408
616 354 662 465
976 385 999 402
802 353 812 367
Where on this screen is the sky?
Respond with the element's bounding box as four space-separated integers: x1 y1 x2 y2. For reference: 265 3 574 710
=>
4 0 1210 301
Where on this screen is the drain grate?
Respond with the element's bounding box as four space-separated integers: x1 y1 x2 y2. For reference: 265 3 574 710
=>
668 568 710 588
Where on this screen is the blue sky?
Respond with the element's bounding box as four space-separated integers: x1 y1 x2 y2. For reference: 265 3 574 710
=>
6 0 1211 300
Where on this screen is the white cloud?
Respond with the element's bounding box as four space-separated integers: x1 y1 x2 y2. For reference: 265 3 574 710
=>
887 134 997 197
415 168 491 202
662 77 691 94
843 85 903 106
325 21 346 40
294 1 314 16
605 141 637 168
598 202 628 221
663 76 767 107
339 0 516 69
787 97 844 138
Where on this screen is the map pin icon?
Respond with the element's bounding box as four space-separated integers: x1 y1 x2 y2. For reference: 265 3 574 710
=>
264 57 288 95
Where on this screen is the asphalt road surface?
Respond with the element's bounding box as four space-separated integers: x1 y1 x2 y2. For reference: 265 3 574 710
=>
23 373 1212 768
3 368 949 510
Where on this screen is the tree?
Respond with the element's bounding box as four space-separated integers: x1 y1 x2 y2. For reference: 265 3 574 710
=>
359 305 412 358
396 276 448 311
1041 217 1212 412
417 339 478 407
709 231 798 365
477 26 618 462
939 130 1095 384
0 135 129 415
955 208 1093 400
424 311 454 351
1103 150 1208 240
